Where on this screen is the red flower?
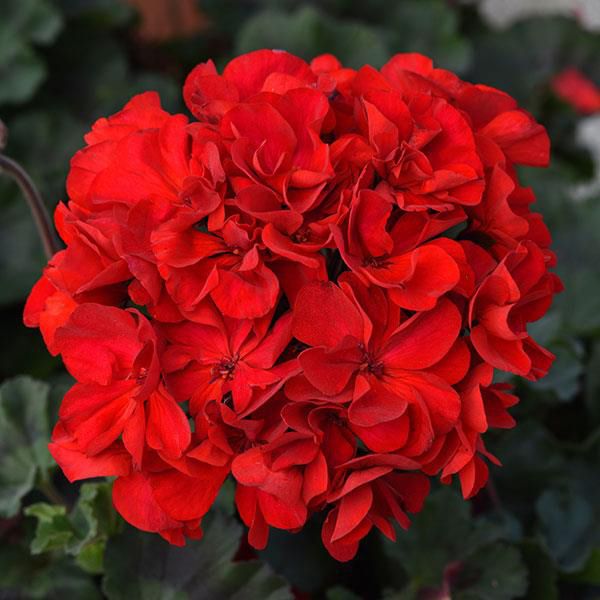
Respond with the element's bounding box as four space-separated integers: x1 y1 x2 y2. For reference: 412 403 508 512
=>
322 457 429 561
332 188 472 310
153 215 280 319
24 49 560 560
49 304 190 473
469 241 562 379
552 68 600 114
292 275 463 454
161 306 298 415
380 54 550 168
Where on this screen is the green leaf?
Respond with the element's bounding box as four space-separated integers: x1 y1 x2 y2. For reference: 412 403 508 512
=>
25 482 119 574
563 548 600 585
76 539 106 574
520 540 559 600
0 538 102 599
0 44 46 104
0 0 62 44
490 421 567 511
584 340 600 422
454 543 527 600
25 502 75 554
0 376 52 517
536 488 596 573
0 0 63 104
22 1 63 45
387 0 472 73
326 586 363 600
236 6 390 69
383 489 527 599
527 340 584 402
60 0 134 27
384 488 504 586
0 183 47 306
67 481 118 564
102 510 293 600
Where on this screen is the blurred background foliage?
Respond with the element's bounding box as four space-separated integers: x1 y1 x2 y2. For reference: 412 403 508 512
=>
1 1 600 598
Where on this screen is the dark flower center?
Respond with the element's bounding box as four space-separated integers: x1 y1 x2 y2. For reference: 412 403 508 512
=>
358 343 385 377
362 255 387 268
212 357 237 381
292 228 310 244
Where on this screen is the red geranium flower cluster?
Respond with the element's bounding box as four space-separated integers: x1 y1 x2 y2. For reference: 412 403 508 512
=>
24 50 561 561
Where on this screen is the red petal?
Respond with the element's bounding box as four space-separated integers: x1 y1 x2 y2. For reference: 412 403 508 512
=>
331 485 373 542
383 298 461 370
299 344 360 396
48 442 130 482
146 387 191 459
348 378 409 427
151 464 229 521
223 49 315 99
292 281 363 348
113 471 181 532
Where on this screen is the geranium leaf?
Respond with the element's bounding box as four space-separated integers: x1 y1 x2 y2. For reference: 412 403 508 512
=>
535 488 596 572
0 376 52 517
102 510 293 600
25 482 118 574
235 6 390 69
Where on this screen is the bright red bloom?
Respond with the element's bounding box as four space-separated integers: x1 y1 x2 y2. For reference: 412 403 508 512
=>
25 49 560 560
379 54 550 168
332 188 472 310
552 68 600 114
161 305 298 415
322 457 429 561
49 304 190 473
469 241 562 379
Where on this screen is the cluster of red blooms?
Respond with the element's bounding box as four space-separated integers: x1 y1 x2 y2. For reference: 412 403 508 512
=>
25 50 561 561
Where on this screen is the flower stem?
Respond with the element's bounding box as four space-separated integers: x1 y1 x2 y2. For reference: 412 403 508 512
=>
39 477 67 507
0 123 60 260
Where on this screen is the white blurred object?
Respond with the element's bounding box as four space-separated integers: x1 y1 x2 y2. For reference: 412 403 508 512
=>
470 0 600 31
571 115 600 201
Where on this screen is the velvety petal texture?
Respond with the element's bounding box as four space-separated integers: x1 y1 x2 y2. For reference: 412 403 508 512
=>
24 49 559 561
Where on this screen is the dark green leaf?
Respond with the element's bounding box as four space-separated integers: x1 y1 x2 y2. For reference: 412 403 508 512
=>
454 543 527 600
0 45 46 104
384 488 504 586
387 0 472 73
527 340 584 402
536 488 595 572
0 186 47 306
25 482 119 574
520 540 559 600
0 0 63 104
584 340 600 422
491 421 567 511
102 510 293 600
236 6 390 69
0 376 52 517
563 548 600 585
0 538 102 599
326 585 363 600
